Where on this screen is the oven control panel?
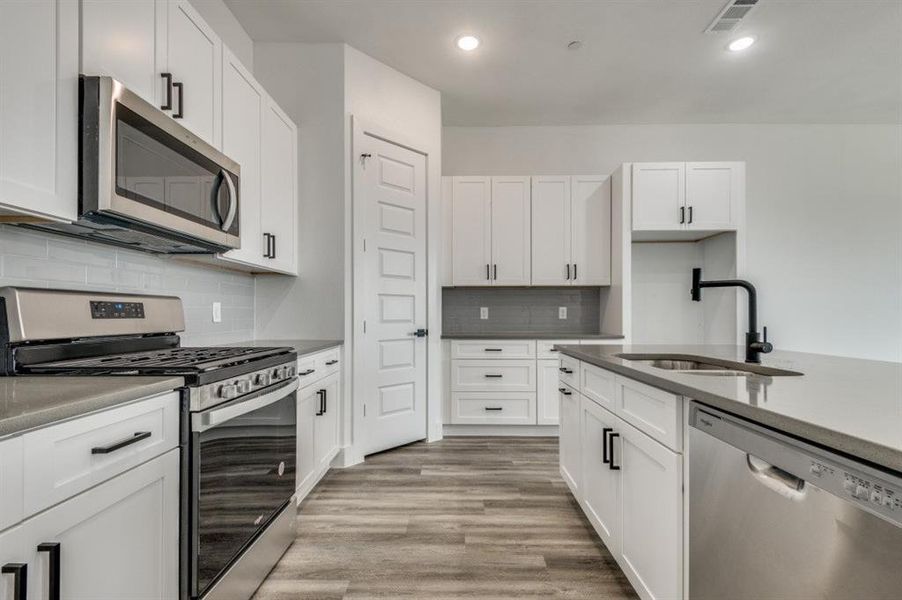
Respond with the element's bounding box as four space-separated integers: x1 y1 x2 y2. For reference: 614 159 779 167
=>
189 360 298 412
90 301 145 319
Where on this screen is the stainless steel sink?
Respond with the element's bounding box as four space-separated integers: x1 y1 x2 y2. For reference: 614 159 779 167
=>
616 354 803 377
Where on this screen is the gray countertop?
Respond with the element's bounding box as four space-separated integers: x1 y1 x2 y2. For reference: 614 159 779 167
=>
0 376 185 439
230 339 343 356
442 332 624 340
554 344 902 473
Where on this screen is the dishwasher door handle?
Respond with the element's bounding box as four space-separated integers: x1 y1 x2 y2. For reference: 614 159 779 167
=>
747 454 806 496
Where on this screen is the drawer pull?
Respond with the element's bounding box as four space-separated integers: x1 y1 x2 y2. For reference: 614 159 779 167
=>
559 367 573 374
484 348 503 352
1 563 26 600
91 431 152 455
484 407 503 411
37 543 60 600
325 360 339 366
299 369 316 376
484 374 504 378
558 387 572 396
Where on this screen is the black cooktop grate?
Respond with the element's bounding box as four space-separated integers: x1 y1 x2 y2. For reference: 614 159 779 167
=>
25 346 289 374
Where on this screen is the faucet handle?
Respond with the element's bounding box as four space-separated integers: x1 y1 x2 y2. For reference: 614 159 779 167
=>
760 326 773 354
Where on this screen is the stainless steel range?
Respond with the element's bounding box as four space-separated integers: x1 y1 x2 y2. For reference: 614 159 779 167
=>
0 287 299 600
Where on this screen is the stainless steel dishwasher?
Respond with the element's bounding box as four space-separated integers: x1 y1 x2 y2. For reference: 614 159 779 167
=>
689 403 902 599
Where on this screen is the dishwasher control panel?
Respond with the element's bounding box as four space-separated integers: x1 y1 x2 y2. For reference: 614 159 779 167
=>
806 458 901 522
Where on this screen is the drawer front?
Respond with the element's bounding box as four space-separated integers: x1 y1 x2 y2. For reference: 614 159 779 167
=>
558 355 580 391
296 355 318 385
451 392 536 425
22 391 180 517
616 376 683 452
581 362 617 411
537 340 580 359
315 348 341 377
451 360 537 392
451 340 536 360
0 436 23 531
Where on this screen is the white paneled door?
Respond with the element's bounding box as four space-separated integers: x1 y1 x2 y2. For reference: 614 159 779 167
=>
357 133 428 456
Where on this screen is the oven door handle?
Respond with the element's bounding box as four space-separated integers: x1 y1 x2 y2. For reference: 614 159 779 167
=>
193 378 298 432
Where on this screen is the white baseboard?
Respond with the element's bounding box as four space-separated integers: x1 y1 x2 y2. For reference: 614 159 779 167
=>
443 424 559 437
332 445 364 468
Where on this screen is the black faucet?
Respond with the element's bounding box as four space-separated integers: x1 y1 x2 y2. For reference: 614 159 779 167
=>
691 267 773 363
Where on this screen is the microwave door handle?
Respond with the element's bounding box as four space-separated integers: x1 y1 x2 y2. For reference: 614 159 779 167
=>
192 378 298 432
221 170 237 231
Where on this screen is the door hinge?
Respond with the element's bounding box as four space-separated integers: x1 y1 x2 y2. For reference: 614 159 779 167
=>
363 320 367 333
363 403 366 417
363 238 367 252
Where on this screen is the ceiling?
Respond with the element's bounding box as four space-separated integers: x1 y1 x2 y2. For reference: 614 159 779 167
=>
225 0 902 126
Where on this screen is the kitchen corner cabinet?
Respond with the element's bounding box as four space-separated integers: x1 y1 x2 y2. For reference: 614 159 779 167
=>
531 175 611 286
632 162 742 233
451 176 530 286
0 0 78 222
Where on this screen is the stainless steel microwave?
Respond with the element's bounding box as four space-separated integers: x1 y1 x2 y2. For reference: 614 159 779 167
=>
29 76 240 254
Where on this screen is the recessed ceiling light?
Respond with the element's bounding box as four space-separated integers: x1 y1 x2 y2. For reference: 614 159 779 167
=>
728 36 756 52
456 35 480 51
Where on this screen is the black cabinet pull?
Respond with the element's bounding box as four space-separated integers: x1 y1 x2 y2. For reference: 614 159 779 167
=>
325 360 339 365
263 233 271 258
160 73 173 110
299 368 315 376
573 263 577 280
484 374 503 378
493 264 497 280
2 563 26 600
559 367 573 374
566 263 571 280
486 264 490 280
608 432 621 470
91 431 151 455
271 234 277 259
688 205 693 224
172 81 183 118
484 407 503 411
680 206 685 224
602 428 613 464
484 348 503 352
315 389 325 416
37 543 60 600
558 387 572 396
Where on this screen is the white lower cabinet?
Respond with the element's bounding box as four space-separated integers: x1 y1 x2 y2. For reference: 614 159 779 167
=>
537 359 562 425
0 449 179 600
295 348 343 502
562 359 684 600
450 391 536 425
313 374 341 472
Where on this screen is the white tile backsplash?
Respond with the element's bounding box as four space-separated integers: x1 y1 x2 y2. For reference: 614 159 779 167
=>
0 225 255 346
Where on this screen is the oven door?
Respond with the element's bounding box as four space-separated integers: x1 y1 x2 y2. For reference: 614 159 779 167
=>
189 378 298 598
82 76 240 251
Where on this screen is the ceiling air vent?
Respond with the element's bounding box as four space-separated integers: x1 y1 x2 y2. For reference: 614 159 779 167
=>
705 0 759 33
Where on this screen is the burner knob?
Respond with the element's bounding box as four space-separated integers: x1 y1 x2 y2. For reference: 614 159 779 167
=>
286 365 297 378
254 373 272 387
218 383 237 400
236 379 251 394
271 368 282 381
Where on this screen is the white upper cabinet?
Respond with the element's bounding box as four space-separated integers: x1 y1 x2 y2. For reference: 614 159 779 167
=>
164 0 222 147
570 175 612 285
632 162 742 233
0 0 78 222
451 177 492 285
220 48 263 267
632 163 685 231
260 96 298 275
531 175 611 286
81 0 165 107
490 177 531 285
531 176 571 286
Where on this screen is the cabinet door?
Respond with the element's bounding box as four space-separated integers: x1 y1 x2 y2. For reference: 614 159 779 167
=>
619 421 682 600
81 0 165 107
296 386 317 496
260 97 298 275
580 396 621 551
0 524 27 600
570 176 611 285
164 0 221 146
0 0 78 221
490 177 531 285
221 48 264 266
632 163 685 231
531 176 572 285
22 449 179 600
536 359 561 425
558 385 581 496
685 162 740 231
313 374 340 472
451 177 492 285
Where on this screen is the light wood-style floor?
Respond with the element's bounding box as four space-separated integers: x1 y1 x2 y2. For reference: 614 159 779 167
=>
253 437 637 600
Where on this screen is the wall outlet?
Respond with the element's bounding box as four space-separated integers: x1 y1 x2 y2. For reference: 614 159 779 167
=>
212 302 222 323
480 307 489 320
558 306 567 320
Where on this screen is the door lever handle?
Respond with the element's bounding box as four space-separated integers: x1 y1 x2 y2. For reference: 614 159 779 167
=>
411 329 428 338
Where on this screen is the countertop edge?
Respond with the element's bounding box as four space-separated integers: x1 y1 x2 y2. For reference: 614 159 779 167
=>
555 345 902 474
441 333 625 340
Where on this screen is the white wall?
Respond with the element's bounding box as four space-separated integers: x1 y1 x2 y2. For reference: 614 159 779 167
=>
444 125 902 362
189 0 254 70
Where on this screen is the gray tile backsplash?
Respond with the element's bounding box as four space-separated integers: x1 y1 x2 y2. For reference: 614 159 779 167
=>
443 287 602 335
0 226 254 346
